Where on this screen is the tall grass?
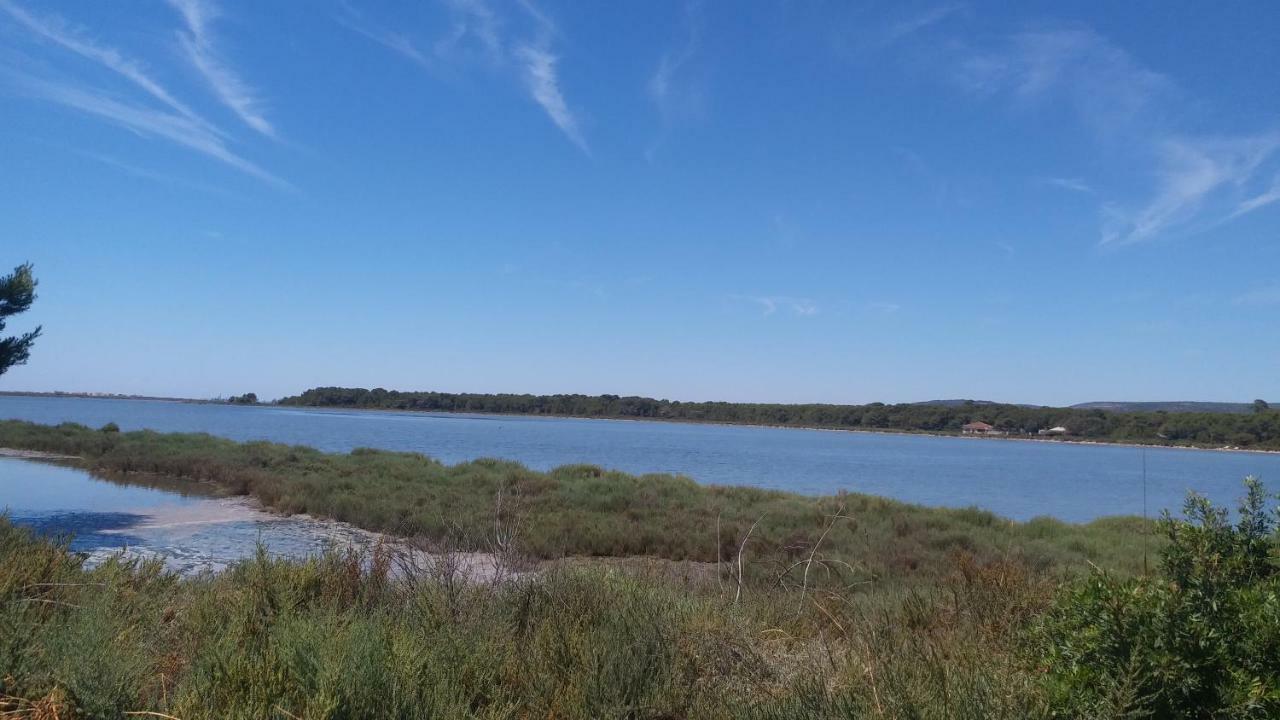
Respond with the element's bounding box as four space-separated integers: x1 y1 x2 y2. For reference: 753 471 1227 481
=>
0 519 1053 719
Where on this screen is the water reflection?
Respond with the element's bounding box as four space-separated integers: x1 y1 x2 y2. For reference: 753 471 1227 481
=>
0 458 400 576
8 510 151 549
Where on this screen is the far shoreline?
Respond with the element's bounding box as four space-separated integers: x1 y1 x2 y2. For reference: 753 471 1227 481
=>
6 391 1274 456
279 404 1280 456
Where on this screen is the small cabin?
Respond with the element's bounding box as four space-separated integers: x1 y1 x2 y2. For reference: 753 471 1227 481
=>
961 421 995 435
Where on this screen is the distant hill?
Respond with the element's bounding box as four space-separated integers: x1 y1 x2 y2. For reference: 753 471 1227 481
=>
914 399 1046 408
1071 401 1262 415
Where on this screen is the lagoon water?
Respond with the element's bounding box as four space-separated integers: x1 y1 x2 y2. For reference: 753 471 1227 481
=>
0 457 402 575
3 395 1279 523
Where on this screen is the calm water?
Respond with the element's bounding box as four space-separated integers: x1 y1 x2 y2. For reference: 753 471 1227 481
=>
0 457 399 575
3 395 1279 522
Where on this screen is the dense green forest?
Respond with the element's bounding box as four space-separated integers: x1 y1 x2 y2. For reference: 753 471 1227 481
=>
278 387 1280 449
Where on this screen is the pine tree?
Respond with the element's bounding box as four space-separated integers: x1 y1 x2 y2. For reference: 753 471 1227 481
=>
0 263 41 376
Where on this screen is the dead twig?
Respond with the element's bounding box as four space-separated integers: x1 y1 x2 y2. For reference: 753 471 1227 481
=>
735 514 765 604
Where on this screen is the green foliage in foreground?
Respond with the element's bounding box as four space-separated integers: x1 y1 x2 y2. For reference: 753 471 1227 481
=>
1 481 1276 718
0 420 1151 584
1037 477 1280 718
280 386 1280 449
0 517 1053 719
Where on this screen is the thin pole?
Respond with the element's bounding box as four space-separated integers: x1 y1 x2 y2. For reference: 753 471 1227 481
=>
1142 447 1149 576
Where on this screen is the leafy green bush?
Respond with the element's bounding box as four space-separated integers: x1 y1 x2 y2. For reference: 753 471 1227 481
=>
1036 478 1280 718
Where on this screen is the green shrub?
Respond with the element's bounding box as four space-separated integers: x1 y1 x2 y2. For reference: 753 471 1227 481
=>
1036 477 1280 718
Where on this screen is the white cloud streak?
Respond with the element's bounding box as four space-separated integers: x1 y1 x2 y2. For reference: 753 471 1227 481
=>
9 71 289 189
1230 175 1280 219
938 26 1280 244
342 0 587 153
73 149 229 194
1 1 285 186
1042 177 1094 193
0 0 211 130
166 0 275 138
1103 134 1280 245
881 4 963 46
515 42 588 153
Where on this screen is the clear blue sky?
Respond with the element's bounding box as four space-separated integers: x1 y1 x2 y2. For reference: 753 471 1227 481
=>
2 1 1278 405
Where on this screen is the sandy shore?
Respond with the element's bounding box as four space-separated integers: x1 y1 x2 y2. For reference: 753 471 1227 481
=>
0 447 80 460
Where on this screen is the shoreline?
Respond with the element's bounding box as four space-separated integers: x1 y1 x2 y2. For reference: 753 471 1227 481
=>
272 404 1280 456
0 447 81 460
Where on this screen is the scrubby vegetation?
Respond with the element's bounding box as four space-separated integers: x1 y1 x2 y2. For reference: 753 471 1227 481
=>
0 420 1149 582
0 518 1053 719
1035 477 1280 718
280 386 1280 449
1 472 1275 717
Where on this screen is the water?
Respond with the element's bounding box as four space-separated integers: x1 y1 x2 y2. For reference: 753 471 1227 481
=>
1 457 397 575
3 395 1279 522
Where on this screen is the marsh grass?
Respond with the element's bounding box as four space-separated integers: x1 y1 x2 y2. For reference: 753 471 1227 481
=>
0 420 1152 591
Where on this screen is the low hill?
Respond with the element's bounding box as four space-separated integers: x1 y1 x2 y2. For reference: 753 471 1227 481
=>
1071 401 1263 415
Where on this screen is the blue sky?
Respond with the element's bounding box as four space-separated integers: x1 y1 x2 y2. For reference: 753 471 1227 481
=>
1 1 1278 405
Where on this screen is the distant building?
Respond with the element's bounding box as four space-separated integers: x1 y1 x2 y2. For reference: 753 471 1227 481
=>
962 421 995 435
1038 426 1069 436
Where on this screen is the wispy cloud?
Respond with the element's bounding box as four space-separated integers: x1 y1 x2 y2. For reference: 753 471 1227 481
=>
342 0 587 153
440 0 503 62
953 28 1174 135
868 301 902 314
8 71 289 188
73 148 229 194
1 0 284 186
515 42 587 153
881 4 963 46
733 295 819 317
935 26 1280 244
646 2 703 161
1102 134 1280 245
1041 177 1094 193
0 0 209 129
166 0 274 138
337 8 431 70
1230 174 1280 220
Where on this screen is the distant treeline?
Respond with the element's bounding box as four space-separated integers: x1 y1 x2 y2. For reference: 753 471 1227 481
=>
278 387 1280 449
